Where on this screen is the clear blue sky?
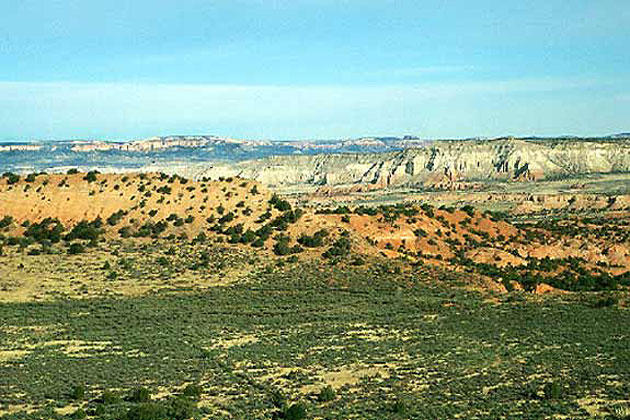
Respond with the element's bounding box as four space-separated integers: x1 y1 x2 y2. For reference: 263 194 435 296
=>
1 0 629 141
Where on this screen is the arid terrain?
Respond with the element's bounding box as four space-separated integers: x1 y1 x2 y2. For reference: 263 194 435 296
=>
1 164 629 419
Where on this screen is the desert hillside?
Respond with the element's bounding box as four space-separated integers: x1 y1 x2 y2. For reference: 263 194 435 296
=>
0 171 271 237
1 170 630 298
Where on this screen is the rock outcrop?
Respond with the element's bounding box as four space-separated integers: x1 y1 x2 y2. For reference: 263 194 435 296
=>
68 135 257 152
198 138 630 188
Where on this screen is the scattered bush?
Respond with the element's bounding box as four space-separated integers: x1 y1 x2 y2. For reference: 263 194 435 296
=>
323 236 351 259
273 235 302 256
65 219 103 241
461 205 476 217
3 172 20 185
101 390 121 405
67 243 85 255
125 402 166 420
270 194 292 212
83 171 99 183
129 387 151 403
181 383 203 399
297 229 329 248
24 218 65 243
277 402 307 420
317 386 336 402
156 185 172 195
390 397 409 415
119 226 132 238
543 381 563 400
0 215 13 229
69 384 86 400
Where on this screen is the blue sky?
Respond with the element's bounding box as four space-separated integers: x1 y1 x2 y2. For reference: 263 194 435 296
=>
1 0 629 141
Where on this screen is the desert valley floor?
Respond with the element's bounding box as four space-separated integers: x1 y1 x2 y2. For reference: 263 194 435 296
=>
0 169 629 419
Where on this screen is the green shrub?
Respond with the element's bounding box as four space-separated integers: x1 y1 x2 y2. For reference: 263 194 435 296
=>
323 237 351 259
83 171 99 183
65 219 103 241
107 210 128 226
218 212 235 224
69 384 86 400
167 396 196 420
129 387 151 403
543 381 563 400
461 205 476 217
119 226 132 238
0 215 13 229
135 221 168 238
67 243 85 255
70 408 87 419
24 218 65 243
156 185 172 195
156 256 169 266
3 172 20 185
101 390 121 405
420 203 434 218
317 386 336 402
593 295 618 308
297 229 328 248
251 237 265 247
414 228 427 238
273 237 292 256
280 402 307 420
390 396 410 415
27 247 42 256
126 403 166 420
270 194 291 212
181 383 202 399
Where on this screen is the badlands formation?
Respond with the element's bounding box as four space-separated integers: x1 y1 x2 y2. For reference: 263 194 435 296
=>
199 138 630 188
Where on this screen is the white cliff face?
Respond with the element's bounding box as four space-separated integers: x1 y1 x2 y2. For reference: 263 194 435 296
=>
0 144 43 152
68 136 240 152
197 138 630 187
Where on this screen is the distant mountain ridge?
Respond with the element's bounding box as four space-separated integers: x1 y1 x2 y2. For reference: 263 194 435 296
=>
1 134 629 178
198 137 630 188
0 135 421 173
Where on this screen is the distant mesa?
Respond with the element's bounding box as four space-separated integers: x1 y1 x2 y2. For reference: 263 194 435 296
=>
68 135 259 152
2 135 630 192
0 144 44 152
199 137 630 188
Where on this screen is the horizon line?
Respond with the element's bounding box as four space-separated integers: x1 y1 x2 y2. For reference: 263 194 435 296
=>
2 132 629 145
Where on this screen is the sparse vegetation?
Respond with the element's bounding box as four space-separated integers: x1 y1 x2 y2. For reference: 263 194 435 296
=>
83 170 99 183
0 171 629 419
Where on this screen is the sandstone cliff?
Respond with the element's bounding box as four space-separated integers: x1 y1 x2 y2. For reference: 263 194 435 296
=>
198 138 630 188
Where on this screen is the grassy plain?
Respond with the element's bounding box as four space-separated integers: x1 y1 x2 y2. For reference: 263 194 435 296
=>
1 248 629 419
